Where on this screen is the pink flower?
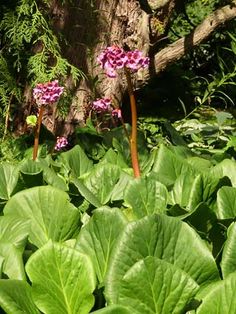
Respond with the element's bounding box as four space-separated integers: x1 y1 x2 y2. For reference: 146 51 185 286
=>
33 80 64 105
55 136 68 151
126 50 149 71
112 108 122 119
97 46 149 77
92 98 111 113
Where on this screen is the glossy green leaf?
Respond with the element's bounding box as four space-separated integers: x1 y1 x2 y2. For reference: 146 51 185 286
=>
20 158 68 191
4 186 80 248
119 257 199 314
169 172 195 208
211 159 236 187
152 144 195 187
110 170 133 202
91 305 131 313
187 156 212 172
26 241 96 314
0 163 19 200
124 177 168 218
71 178 102 208
197 272 236 313
101 148 128 168
76 207 127 284
221 222 236 278
59 145 93 178
216 186 236 219
0 216 29 279
187 173 222 211
38 158 68 191
0 280 39 314
26 115 37 127
84 163 121 205
20 160 44 188
106 214 219 304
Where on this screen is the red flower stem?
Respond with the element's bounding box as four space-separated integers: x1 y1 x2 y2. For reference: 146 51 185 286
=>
33 105 44 160
124 68 141 178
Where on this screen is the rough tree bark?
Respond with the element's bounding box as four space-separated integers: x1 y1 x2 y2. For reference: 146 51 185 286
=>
49 0 236 135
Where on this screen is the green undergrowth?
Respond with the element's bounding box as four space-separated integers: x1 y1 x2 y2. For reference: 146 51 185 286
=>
0 107 236 313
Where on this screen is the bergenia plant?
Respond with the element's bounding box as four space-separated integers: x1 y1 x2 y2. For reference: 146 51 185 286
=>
32 80 64 160
55 136 68 151
98 46 149 177
92 98 112 113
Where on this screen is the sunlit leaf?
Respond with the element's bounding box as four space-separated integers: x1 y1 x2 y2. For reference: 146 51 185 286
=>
124 176 168 218
106 214 219 304
0 280 39 314
119 257 199 314
4 186 80 248
77 207 127 284
26 241 96 314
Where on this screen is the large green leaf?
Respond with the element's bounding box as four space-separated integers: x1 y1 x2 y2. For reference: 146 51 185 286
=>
71 178 102 208
196 272 236 313
26 241 96 314
110 170 133 202
91 305 131 313
0 280 39 314
0 163 19 200
101 148 128 169
186 156 212 172
124 176 168 218
221 222 236 278
187 173 225 211
169 172 196 208
118 257 199 314
0 216 29 279
20 159 68 191
4 186 80 248
216 186 236 219
210 158 236 187
83 163 121 205
76 207 127 284
38 158 68 191
20 160 44 188
152 144 195 187
59 145 93 178
105 214 219 304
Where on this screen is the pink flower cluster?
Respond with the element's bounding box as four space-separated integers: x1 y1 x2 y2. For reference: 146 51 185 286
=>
97 46 149 78
33 80 64 105
55 136 68 151
92 98 122 118
92 98 111 113
111 108 122 119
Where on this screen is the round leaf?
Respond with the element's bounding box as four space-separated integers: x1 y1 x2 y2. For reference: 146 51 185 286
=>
26 241 96 314
197 272 236 313
4 186 80 248
0 163 19 200
124 176 168 218
106 214 219 304
221 222 236 278
119 257 199 314
76 207 127 284
216 186 236 219
0 279 39 314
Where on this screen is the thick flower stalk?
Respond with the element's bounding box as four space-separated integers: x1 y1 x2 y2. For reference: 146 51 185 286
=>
32 80 64 160
98 46 149 177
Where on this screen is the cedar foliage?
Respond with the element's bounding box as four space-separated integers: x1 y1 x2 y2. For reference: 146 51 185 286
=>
0 0 84 134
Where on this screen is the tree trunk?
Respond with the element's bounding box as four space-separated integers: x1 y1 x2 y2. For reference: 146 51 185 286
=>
49 0 236 136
